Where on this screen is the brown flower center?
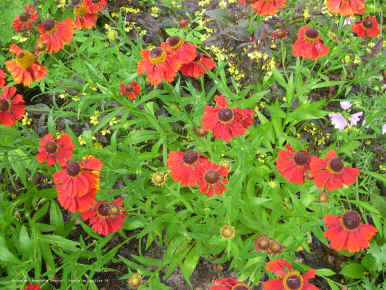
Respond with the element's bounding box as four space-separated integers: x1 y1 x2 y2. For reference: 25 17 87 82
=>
74 6 87 17
204 170 220 184
218 108 234 123
284 274 303 290
45 141 58 154
342 211 361 230
19 12 30 22
167 36 184 49
269 240 282 254
363 17 373 29
149 47 167 65
43 19 56 32
304 28 320 43
182 150 198 164
231 284 250 290
255 235 270 249
15 51 36 69
0 99 10 112
328 157 344 173
97 203 112 217
66 161 81 176
294 151 310 166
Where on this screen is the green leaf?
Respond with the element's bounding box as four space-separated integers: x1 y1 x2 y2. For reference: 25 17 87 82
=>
19 225 32 256
316 268 336 277
40 235 80 252
180 244 201 286
0 236 20 263
340 262 365 279
361 255 376 272
50 200 64 235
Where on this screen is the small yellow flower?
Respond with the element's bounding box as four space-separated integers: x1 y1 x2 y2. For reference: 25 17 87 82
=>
78 135 86 146
220 225 235 240
12 34 28 43
127 273 143 289
100 129 111 136
150 6 159 18
151 172 167 186
90 115 99 126
22 112 32 126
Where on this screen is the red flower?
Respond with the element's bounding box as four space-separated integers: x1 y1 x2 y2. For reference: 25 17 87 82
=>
180 52 216 79
137 47 181 86
5 44 48 87
82 197 128 236
272 27 289 40
325 0 365 17
37 18 74 53
197 160 228 197
323 210 378 253
238 0 259 6
73 0 106 30
13 5 39 32
292 26 329 60
24 284 41 290
251 0 286 16
120 81 140 100
202 95 254 142
162 36 197 65
276 145 311 184
168 150 207 186
310 150 360 191
0 86 25 127
264 259 318 290
36 133 74 166
210 278 250 290
0 68 6 88
53 155 103 213
352 16 380 38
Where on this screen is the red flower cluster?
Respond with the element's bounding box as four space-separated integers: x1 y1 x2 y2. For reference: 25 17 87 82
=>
310 150 360 191
323 210 377 253
210 278 250 290
37 18 74 53
0 86 25 127
325 0 365 17
238 0 285 16
53 155 103 213
276 145 311 185
292 26 329 60
120 81 141 100
202 95 254 142
73 0 107 30
13 5 39 32
82 197 128 236
36 133 74 166
264 259 318 290
168 150 229 196
276 146 360 191
137 36 216 85
5 44 48 87
352 16 380 38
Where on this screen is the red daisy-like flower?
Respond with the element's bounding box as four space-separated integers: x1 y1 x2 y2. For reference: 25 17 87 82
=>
310 150 360 191
202 95 254 142
82 197 128 236
36 133 74 167
323 210 378 253
137 47 181 86
251 0 286 16
120 81 140 100
210 278 250 290
73 0 106 30
13 5 39 32
0 68 6 88
292 26 329 60
37 18 74 53
276 145 311 184
197 160 229 197
167 150 208 186
53 155 103 212
0 86 25 127
264 259 318 290
325 0 365 17
24 284 41 290
5 44 48 87
180 52 216 79
352 16 380 38
162 36 197 65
